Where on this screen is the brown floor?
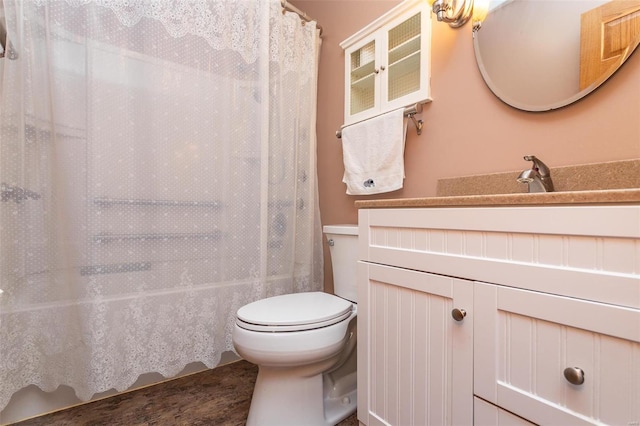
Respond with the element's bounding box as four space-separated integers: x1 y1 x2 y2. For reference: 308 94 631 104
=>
14 360 358 426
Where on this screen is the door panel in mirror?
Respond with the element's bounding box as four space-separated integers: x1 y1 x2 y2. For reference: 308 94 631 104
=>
580 1 640 90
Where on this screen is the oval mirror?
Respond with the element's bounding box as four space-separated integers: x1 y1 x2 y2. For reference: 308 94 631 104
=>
473 0 640 111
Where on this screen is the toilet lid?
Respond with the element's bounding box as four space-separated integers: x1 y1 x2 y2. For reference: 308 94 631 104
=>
236 292 353 332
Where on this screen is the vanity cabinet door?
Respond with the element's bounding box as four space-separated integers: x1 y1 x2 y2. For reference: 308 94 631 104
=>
358 262 473 426
474 282 640 425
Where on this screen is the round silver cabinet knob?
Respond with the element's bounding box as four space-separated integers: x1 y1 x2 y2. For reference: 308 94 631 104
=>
327 239 334 246
563 367 585 385
451 308 466 322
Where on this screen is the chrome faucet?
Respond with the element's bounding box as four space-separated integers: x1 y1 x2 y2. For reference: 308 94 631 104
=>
517 155 554 193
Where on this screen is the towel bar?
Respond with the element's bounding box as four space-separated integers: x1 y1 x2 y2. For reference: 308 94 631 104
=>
336 103 424 139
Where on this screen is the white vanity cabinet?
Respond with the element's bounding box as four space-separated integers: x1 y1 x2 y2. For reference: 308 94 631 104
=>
358 205 640 426
340 0 431 126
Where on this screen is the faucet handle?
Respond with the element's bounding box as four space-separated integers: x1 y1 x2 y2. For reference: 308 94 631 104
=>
523 155 551 176
520 155 554 192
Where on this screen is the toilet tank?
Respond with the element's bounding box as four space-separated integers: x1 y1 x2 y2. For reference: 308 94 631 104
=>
323 224 358 303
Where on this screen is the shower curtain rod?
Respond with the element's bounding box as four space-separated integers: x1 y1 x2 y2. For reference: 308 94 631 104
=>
280 0 323 36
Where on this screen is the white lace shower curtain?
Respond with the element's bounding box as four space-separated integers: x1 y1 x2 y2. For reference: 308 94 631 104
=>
0 0 322 411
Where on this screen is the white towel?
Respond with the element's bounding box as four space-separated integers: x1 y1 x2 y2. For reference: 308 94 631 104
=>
341 108 407 195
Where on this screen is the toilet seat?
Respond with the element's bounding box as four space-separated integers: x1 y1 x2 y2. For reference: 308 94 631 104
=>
236 292 354 332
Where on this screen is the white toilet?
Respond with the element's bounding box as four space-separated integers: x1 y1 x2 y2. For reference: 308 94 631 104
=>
232 224 359 426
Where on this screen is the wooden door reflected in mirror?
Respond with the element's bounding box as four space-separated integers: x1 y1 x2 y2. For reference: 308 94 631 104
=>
580 1 640 90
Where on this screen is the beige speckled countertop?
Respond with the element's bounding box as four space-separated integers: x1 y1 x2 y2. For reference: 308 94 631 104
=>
355 188 640 209
356 159 640 209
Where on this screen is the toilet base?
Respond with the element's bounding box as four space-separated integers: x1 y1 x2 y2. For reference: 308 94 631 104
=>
246 362 357 426
323 341 357 424
247 366 323 426
323 379 357 425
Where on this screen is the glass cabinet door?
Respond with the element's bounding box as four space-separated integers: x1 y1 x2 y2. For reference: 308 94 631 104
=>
386 11 422 103
348 39 377 116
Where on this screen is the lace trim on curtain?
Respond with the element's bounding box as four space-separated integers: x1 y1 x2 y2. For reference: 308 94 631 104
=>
32 0 317 80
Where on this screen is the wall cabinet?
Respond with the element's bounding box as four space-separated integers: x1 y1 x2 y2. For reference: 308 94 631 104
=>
340 0 431 126
358 205 640 425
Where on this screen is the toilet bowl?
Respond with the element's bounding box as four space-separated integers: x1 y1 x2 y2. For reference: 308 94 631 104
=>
232 224 359 426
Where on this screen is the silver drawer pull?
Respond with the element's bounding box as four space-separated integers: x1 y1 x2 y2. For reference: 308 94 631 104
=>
563 367 585 385
327 239 334 246
451 308 466 322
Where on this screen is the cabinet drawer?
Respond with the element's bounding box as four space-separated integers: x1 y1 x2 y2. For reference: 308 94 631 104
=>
358 206 640 309
475 283 640 425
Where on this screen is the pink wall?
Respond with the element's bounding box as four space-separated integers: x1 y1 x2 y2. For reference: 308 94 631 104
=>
292 0 640 291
